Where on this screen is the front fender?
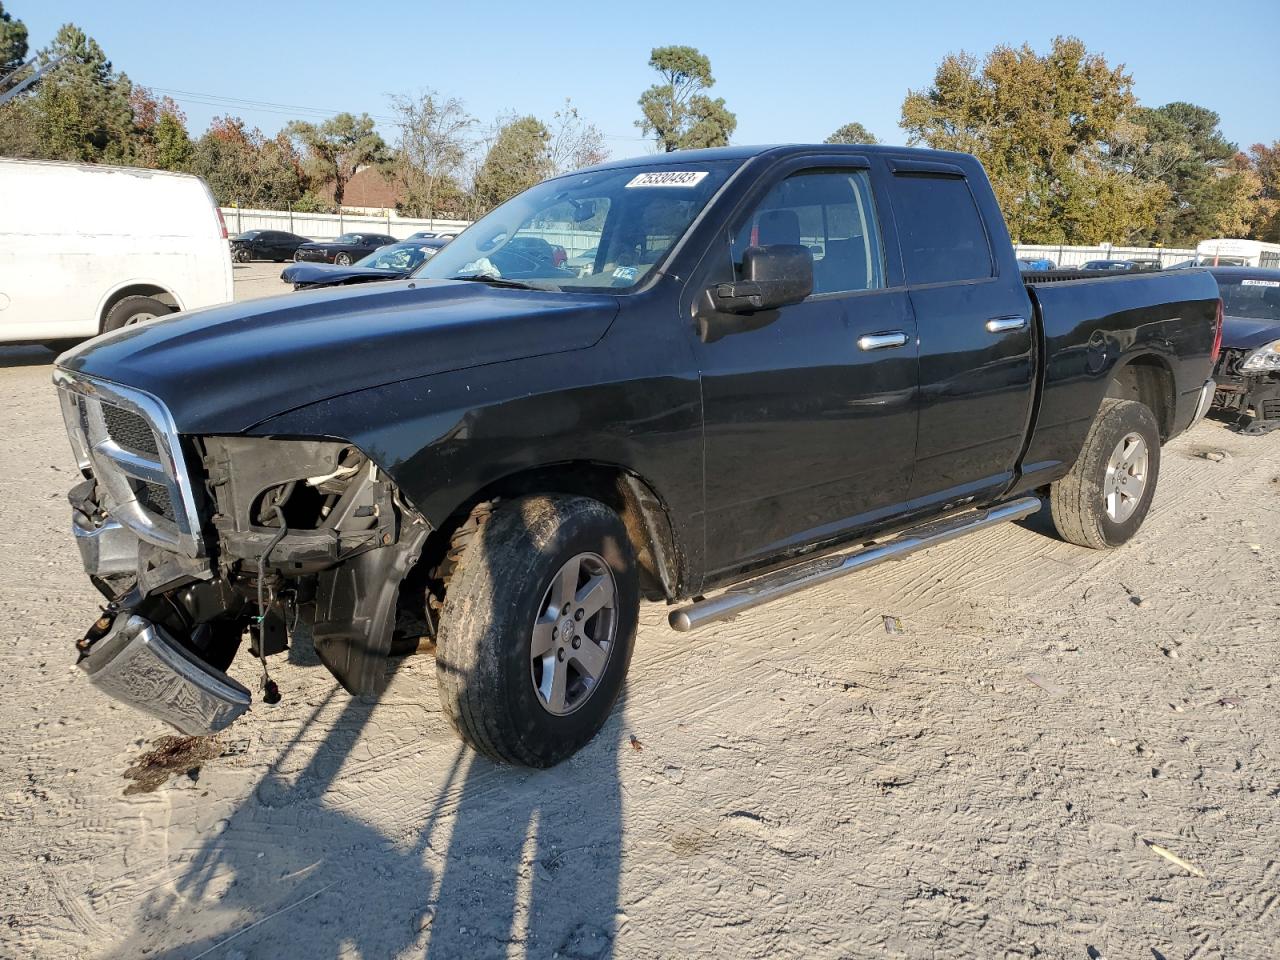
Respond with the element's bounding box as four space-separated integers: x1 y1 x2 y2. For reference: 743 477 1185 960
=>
251 342 706 590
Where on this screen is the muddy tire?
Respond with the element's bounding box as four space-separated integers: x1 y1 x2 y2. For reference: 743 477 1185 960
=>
435 495 638 767
1050 398 1161 549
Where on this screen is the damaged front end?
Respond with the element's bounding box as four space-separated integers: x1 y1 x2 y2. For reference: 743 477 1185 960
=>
56 370 432 736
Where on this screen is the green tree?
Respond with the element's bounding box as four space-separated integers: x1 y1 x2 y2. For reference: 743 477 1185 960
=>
636 45 736 152
901 36 1167 244
1118 102 1242 244
1 24 135 163
0 1 28 77
825 122 879 145
287 112 389 207
473 115 551 212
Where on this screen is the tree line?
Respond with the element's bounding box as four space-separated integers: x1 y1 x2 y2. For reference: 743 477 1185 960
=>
0 6 1276 244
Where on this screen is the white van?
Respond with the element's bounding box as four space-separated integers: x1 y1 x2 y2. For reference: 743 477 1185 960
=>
1196 238 1280 269
0 158 234 344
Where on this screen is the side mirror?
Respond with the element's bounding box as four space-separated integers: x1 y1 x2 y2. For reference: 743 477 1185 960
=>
711 244 813 314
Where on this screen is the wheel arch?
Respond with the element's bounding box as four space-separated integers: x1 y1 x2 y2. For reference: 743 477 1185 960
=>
424 461 686 604
97 281 182 332
1106 351 1176 440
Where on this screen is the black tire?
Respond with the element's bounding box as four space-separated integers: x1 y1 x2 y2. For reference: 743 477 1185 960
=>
294 251 304 262
101 295 172 334
435 495 638 767
1050 398 1161 549
334 252 352 266
233 247 251 263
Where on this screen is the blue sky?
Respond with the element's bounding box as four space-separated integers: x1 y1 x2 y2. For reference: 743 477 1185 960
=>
17 1 1280 158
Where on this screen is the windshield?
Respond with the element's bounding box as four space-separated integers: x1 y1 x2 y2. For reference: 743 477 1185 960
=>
1219 278 1280 321
414 161 737 292
357 242 436 271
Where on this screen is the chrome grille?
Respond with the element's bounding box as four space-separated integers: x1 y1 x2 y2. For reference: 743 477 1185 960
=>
103 404 160 455
55 371 204 557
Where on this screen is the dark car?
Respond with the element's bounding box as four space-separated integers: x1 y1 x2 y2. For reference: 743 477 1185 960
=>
1079 258 1161 272
504 235 568 269
407 231 456 242
230 230 311 263
293 232 399 266
280 239 449 290
1208 266 1280 434
54 144 1219 767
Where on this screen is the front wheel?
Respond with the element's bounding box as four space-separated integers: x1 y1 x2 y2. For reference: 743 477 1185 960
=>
1050 398 1161 549
435 495 638 767
232 246 251 263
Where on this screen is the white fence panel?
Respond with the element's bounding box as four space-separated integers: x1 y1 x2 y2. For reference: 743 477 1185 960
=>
222 207 471 242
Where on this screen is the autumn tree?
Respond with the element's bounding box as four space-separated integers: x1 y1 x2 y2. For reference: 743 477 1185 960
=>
472 114 551 212
1247 141 1280 241
637 45 736 152
129 86 193 171
825 122 879 145
287 112 389 207
901 36 1167 244
547 98 608 175
0 1 28 77
390 89 474 218
191 116 307 208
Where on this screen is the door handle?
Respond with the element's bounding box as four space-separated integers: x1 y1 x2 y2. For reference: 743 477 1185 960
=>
986 316 1028 333
857 331 909 351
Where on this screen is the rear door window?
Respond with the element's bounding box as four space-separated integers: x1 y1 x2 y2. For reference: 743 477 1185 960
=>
892 174 992 285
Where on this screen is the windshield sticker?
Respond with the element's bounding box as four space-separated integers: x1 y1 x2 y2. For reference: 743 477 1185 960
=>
1241 279 1280 287
612 266 638 282
626 171 709 188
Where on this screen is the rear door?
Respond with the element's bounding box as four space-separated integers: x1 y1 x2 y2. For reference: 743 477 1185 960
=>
690 161 920 576
886 159 1035 507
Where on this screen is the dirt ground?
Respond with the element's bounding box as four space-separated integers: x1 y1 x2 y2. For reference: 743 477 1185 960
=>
1 269 1278 959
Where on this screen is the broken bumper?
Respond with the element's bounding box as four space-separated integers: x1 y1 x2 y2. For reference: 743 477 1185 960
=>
72 511 139 577
79 614 251 736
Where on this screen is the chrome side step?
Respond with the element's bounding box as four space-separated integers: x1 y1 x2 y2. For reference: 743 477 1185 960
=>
668 497 1041 632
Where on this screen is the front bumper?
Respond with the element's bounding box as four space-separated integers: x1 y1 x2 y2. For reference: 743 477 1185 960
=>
79 614 251 736
72 510 138 577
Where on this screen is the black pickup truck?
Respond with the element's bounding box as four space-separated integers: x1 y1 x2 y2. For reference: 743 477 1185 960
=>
55 145 1221 767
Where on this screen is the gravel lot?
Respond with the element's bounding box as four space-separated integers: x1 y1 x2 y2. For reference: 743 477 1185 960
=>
1 269 1277 959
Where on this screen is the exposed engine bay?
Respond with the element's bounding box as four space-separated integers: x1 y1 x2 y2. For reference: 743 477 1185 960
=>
60 370 434 735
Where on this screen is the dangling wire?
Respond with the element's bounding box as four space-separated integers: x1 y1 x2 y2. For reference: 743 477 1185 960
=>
255 504 289 705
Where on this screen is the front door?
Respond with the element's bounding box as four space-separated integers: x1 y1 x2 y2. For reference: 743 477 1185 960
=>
692 165 920 579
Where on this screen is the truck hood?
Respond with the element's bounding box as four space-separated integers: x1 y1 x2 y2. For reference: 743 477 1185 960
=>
1222 314 1280 351
58 280 619 434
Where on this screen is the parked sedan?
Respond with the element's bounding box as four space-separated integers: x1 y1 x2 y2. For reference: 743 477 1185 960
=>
293 233 399 266
1210 266 1280 434
280 239 449 290
230 230 311 263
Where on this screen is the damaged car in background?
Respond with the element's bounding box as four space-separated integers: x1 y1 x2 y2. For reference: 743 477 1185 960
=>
55 144 1220 768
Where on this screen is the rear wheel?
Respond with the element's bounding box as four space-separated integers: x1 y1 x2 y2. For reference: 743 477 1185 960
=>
334 252 352 266
102 295 172 334
1050 398 1161 549
435 495 638 767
